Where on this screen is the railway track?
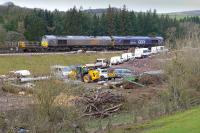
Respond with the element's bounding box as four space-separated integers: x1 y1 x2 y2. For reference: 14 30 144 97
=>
0 51 122 56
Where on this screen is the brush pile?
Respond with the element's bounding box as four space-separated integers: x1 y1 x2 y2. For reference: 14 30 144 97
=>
80 91 125 117
139 73 166 86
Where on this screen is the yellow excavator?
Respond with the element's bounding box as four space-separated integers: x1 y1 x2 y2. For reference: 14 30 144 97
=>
68 65 100 83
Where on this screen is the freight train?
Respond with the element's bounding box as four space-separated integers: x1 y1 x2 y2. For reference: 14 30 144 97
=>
18 35 164 52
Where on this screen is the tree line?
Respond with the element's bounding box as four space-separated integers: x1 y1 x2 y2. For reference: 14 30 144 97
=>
0 4 199 44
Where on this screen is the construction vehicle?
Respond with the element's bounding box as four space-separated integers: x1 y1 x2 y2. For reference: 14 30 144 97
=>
68 65 100 83
107 68 117 80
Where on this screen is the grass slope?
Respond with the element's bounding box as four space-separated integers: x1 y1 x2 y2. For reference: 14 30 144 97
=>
110 106 200 133
0 53 118 75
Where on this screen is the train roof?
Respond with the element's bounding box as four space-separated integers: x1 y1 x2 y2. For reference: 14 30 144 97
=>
43 35 112 40
113 36 163 40
43 35 163 40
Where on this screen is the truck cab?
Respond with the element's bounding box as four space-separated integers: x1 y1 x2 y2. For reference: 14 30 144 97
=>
110 56 123 65
95 58 109 68
134 48 151 58
142 48 151 57
121 53 134 62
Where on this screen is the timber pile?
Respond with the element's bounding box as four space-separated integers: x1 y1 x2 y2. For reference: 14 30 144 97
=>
80 91 125 117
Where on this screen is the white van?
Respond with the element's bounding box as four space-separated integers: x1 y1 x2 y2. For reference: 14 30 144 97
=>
157 46 164 52
121 53 133 61
134 48 142 58
142 48 151 57
126 53 134 60
95 58 109 68
151 47 158 54
110 56 123 65
121 53 129 62
134 48 151 58
157 46 168 53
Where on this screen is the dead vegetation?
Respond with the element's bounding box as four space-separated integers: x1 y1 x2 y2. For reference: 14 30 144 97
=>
164 48 200 111
79 91 125 118
0 80 88 133
139 74 166 86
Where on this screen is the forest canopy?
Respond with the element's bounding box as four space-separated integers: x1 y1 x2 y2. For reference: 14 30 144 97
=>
0 4 200 43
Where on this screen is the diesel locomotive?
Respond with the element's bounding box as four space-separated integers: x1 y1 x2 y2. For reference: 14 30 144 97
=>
18 35 164 52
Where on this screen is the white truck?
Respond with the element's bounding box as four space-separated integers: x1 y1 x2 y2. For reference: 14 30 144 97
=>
95 58 109 68
134 48 151 58
85 59 109 69
151 46 168 54
157 46 168 53
110 56 123 65
142 48 151 57
121 53 134 62
151 46 158 54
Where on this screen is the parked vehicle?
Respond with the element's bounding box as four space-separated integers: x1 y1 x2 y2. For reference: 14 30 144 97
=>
134 48 143 58
113 68 135 78
127 53 135 60
95 58 109 68
121 53 129 62
69 65 100 83
97 68 108 80
51 65 75 79
107 68 117 80
142 48 151 57
85 59 109 69
151 46 158 54
121 53 134 62
110 56 123 65
134 48 151 58
156 46 169 53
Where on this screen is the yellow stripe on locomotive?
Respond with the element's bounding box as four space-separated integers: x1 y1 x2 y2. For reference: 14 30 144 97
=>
18 41 26 48
41 41 48 48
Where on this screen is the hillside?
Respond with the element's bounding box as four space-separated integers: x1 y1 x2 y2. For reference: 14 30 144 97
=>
168 10 200 17
84 7 121 15
110 106 200 133
1 2 200 16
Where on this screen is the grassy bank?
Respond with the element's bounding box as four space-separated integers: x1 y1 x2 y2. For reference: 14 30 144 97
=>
109 106 200 133
0 53 118 75
86 112 135 133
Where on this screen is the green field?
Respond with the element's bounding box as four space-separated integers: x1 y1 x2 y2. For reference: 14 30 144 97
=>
110 106 200 133
0 53 118 75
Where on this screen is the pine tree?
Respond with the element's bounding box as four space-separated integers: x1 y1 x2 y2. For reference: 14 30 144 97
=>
24 13 46 41
106 5 115 36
